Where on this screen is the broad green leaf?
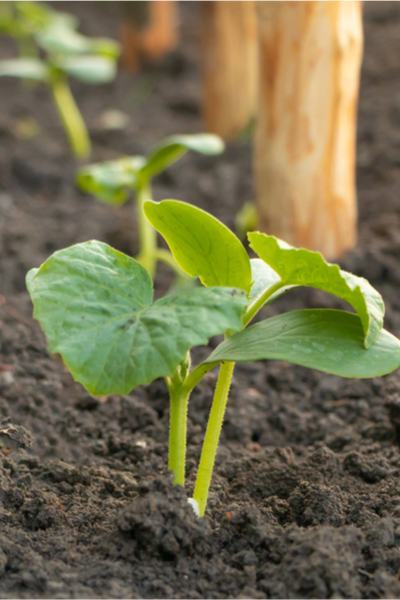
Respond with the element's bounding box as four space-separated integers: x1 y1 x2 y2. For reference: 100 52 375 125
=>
58 55 117 84
140 134 225 182
144 199 252 291
206 309 400 378
248 232 384 348
76 157 146 205
26 241 247 396
0 58 49 81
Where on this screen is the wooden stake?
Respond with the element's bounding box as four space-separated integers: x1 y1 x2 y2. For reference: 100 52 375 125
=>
255 1 363 259
200 1 258 139
120 1 178 72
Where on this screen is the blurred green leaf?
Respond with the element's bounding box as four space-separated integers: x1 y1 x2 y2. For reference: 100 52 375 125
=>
76 156 146 205
37 23 91 55
58 55 117 84
37 22 120 60
140 134 225 182
0 58 48 81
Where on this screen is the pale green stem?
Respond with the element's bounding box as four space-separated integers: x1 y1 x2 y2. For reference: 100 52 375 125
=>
152 248 187 279
50 73 90 159
190 280 286 516
182 361 217 396
168 382 190 486
193 361 235 516
242 280 284 327
135 182 157 277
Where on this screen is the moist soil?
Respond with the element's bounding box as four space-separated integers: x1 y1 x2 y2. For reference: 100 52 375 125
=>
1 2 400 598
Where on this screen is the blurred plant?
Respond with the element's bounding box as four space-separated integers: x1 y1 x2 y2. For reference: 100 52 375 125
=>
0 1 77 58
76 134 225 277
0 1 120 158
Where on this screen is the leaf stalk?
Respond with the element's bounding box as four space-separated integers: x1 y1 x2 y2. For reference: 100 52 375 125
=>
193 360 235 517
135 182 158 277
50 70 90 159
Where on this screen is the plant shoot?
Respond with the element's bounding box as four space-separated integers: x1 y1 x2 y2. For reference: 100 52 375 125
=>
26 200 400 516
76 134 224 277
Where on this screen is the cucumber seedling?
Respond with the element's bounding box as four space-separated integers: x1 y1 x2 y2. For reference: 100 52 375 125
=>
76 134 224 277
0 3 119 158
0 1 78 60
26 200 400 517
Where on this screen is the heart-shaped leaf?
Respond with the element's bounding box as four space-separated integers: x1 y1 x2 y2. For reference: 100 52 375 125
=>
248 232 384 348
0 58 49 81
58 55 117 84
26 241 247 395
76 157 146 205
139 134 225 182
206 309 400 378
144 199 252 291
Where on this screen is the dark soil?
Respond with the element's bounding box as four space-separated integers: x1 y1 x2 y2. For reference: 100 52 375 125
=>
1 2 400 598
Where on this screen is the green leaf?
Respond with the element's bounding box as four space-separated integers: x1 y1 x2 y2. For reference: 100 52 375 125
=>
248 232 384 348
206 309 400 378
140 134 225 182
76 157 146 205
26 241 247 396
58 55 117 84
37 23 90 56
37 21 120 61
144 199 252 291
0 58 49 81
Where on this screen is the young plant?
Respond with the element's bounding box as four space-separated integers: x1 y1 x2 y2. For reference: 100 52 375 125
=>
76 134 224 277
0 1 78 59
0 4 120 158
26 200 400 517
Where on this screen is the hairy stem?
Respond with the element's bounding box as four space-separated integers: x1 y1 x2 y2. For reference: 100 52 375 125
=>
193 360 235 516
50 73 90 159
136 182 157 277
190 280 286 515
168 381 190 486
182 361 217 396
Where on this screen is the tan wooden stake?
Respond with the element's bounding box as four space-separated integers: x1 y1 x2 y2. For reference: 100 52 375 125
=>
200 1 258 139
255 1 363 259
120 1 178 72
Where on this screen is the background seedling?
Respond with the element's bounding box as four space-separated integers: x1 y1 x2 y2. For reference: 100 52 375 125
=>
76 134 224 277
0 1 120 158
26 200 400 517
0 1 78 59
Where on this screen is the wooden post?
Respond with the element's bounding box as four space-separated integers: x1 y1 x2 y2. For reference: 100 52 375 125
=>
255 1 363 259
120 1 178 72
200 1 258 139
